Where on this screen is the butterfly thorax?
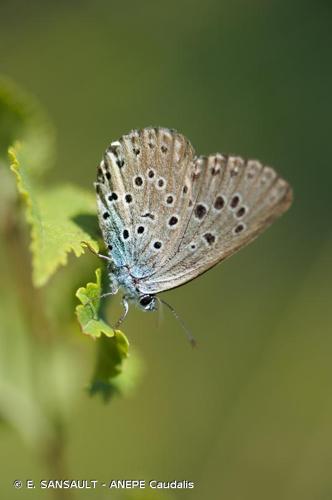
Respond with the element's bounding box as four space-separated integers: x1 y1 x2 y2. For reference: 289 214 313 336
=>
109 264 157 311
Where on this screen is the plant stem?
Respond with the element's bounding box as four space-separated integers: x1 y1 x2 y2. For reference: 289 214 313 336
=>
3 204 73 500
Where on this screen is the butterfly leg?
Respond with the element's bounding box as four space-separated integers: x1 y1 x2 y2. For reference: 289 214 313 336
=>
84 279 119 314
81 240 112 262
114 296 129 328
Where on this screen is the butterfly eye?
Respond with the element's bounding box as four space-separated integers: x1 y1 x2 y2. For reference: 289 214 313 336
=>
139 295 156 310
140 295 152 307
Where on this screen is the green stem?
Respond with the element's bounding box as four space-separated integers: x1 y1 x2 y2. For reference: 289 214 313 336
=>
3 204 52 341
44 420 74 500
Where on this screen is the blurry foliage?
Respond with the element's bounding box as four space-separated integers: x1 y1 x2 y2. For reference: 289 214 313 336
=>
0 78 139 481
88 332 132 402
0 76 54 174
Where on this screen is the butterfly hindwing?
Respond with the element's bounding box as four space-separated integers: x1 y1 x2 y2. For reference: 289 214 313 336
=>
141 152 292 293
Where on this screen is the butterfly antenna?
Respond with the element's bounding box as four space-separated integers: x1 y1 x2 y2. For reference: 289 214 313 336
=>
156 296 164 331
158 298 196 348
80 241 111 263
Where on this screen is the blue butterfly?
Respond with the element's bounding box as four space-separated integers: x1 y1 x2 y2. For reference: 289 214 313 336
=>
93 127 292 340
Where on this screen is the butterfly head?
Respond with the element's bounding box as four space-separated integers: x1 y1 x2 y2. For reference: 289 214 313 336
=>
138 294 158 312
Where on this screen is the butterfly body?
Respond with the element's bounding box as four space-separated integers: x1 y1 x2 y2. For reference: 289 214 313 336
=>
107 261 157 311
95 127 292 319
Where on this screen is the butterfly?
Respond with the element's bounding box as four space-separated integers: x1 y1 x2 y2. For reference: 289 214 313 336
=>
94 127 292 337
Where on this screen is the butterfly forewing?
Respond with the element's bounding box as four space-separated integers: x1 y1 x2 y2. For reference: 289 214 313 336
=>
96 127 196 278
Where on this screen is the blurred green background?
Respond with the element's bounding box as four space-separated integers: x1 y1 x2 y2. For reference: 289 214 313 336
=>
1 0 332 499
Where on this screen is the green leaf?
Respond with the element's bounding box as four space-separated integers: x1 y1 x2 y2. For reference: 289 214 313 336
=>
76 268 115 338
9 144 99 286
